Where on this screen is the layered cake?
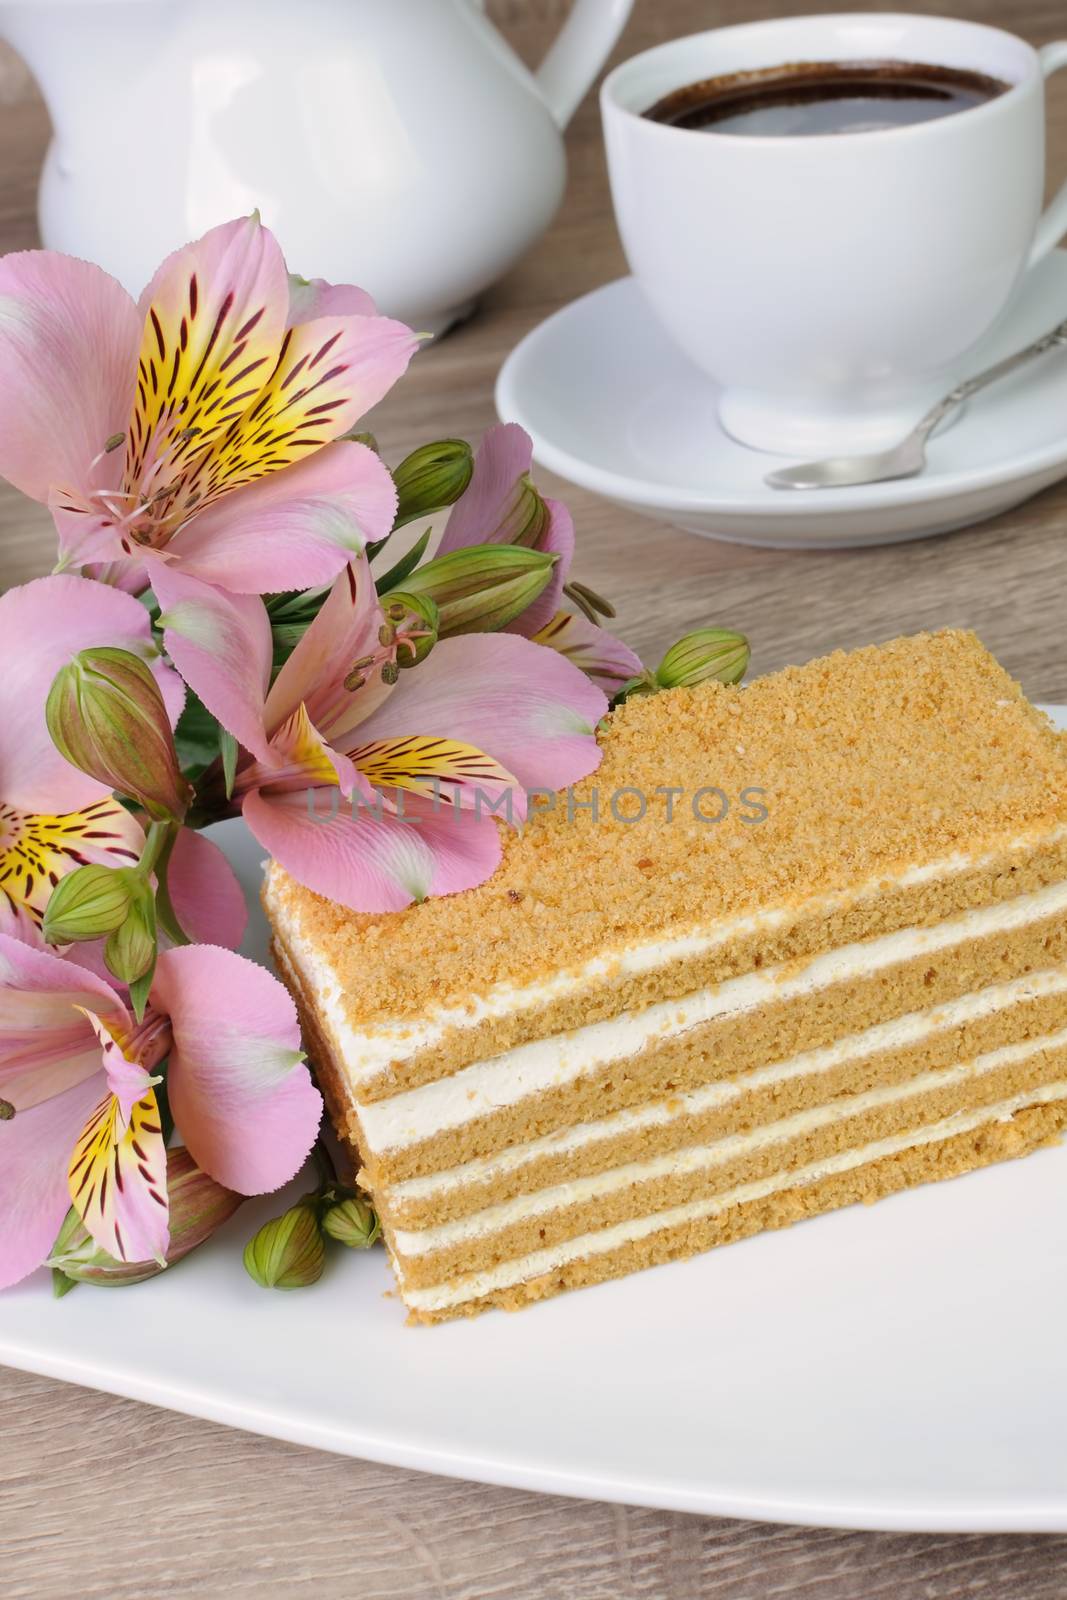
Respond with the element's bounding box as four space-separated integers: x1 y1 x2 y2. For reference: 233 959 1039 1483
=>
264 631 1067 1322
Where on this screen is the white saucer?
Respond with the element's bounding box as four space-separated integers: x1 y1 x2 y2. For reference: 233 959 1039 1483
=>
496 251 1067 549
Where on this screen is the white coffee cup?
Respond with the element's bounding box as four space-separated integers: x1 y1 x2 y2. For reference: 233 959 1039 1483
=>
601 13 1067 456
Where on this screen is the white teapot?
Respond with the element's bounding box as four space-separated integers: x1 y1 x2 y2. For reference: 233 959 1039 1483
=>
0 0 633 331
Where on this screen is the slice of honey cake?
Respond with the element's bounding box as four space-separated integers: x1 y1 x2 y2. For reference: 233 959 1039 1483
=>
264 630 1067 1322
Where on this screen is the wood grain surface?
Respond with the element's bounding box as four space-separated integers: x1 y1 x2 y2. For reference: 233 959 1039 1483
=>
3 2 1067 1595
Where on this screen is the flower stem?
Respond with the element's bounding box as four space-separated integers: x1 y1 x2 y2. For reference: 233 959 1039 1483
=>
151 822 192 947
136 819 170 880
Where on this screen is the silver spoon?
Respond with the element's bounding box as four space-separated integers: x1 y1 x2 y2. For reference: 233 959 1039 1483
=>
765 317 1067 491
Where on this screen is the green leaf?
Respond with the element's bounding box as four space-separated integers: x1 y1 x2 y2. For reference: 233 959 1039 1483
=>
266 585 329 624
220 729 238 800
271 624 307 679
174 690 224 780
52 1268 79 1299
268 586 333 679
128 963 154 1023
270 623 311 653
375 527 432 595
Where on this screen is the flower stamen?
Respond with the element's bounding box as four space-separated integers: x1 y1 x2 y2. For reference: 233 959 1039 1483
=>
87 433 127 474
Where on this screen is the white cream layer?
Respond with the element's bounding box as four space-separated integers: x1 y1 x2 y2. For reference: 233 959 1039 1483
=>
398 1077 1067 1313
389 967 1067 1206
355 879 1067 1153
392 1022 1067 1256
264 830 1067 1083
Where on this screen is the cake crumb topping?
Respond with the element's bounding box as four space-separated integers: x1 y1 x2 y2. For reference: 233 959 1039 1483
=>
267 631 1067 1023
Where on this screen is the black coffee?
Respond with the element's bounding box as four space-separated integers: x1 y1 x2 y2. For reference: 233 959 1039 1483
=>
643 59 1009 137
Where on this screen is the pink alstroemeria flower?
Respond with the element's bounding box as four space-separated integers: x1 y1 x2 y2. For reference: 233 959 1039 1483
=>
154 555 608 912
0 933 321 1289
0 215 416 593
0 574 245 952
439 424 643 690
0 574 173 943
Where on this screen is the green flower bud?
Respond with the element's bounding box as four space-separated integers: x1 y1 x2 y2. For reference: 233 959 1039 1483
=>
322 1194 381 1249
103 877 157 987
46 647 192 821
399 544 557 636
46 1148 243 1286
42 864 136 945
243 1201 326 1290
654 629 750 691
392 439 474 527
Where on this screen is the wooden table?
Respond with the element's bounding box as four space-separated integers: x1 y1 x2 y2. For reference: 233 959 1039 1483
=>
4 3 1067 1595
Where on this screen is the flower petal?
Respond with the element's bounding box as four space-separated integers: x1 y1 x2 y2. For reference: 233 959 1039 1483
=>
0 1074 104 1290
165 826 248 951
438 423 536 555
286 275 376 324
126 215 290 496
531 610 645 695
350 736 523 818
80 1010 161 1120
0 888 47 950
346 633 607 794
67 1083 169 1264
51 489 129 574
165 440 397 593
0 249 139 505
0 574 184 813
1 796 143 946
178 311 417 515
0 931 120 1110
263 702 361 798
242 785 503 912
153 566 272 762
150 944 321 1194
264 556 392 743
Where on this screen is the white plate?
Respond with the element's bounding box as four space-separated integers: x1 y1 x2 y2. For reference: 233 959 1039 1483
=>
4 721 1067 1533
495 253 1067 549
